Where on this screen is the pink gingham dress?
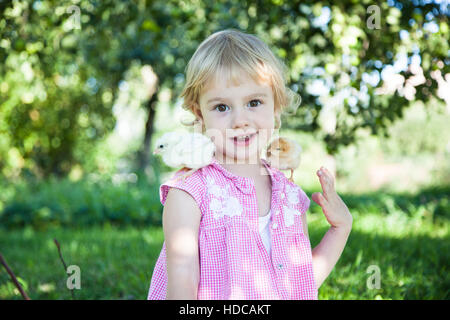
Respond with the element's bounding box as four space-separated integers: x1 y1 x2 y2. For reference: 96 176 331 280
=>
147 157 318 300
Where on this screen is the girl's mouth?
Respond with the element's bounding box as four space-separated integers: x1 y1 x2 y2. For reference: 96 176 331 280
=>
231 133 257 147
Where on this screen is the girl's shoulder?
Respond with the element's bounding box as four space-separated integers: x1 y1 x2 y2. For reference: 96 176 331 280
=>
265 162 303 189
159 164 225 207
159 167 208 207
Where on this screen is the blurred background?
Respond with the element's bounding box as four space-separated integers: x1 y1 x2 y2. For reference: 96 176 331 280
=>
0 0 448 300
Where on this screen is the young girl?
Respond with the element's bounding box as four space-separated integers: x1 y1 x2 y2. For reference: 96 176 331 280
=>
147 29 353 300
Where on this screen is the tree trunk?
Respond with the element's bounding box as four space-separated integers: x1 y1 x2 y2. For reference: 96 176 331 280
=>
137 93 158 173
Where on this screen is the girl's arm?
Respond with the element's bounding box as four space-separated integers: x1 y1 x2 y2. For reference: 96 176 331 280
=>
163 188 202 299
302 213 352 288
302 166 353 289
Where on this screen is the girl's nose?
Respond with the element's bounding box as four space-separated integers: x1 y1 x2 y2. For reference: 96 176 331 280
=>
231 107 251 129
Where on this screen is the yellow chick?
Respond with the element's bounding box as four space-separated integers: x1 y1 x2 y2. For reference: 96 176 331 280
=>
265 137 302 182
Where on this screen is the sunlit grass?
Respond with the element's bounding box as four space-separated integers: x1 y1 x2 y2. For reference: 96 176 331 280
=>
0 225 164 300
1 189 448 300
307 193 449 300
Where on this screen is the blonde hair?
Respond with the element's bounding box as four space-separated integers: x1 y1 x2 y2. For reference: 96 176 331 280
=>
179 29 301 130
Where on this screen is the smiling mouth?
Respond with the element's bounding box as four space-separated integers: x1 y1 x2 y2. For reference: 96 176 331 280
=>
231 133 257 146
232 133 256 140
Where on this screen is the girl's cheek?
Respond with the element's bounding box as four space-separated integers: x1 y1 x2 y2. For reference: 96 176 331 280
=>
204 129 227 153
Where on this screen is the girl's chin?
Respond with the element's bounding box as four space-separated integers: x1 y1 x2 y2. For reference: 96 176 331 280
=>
219 150 262 164
215 137 268 163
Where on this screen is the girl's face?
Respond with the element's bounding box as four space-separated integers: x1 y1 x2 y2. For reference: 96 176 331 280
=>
196 73 277 164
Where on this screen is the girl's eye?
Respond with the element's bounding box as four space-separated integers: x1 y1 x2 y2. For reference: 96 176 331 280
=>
214 104 229 112
248 99 262 108
214 99 261 112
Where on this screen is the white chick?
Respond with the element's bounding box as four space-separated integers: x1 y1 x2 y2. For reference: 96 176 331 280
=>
265 137 302 182
153 131 216 182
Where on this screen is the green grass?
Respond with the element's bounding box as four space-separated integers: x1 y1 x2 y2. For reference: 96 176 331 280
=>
1 190 448 300
0 225 164 300
308 206 449 299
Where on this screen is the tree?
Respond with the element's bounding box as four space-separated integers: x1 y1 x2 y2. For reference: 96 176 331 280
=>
0 0 448 178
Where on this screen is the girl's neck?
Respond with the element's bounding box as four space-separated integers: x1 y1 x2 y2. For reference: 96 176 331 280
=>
215 154 267 180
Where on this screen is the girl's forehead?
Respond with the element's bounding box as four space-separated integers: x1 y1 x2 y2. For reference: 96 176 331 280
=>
201 72 272 98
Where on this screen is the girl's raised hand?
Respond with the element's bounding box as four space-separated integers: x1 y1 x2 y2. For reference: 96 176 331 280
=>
311 166 353 231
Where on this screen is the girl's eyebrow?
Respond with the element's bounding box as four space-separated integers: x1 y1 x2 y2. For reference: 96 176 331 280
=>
207 92 268 104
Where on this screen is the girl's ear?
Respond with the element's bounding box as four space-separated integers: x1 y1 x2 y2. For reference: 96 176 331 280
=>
192 102 205 133
192 102 203 122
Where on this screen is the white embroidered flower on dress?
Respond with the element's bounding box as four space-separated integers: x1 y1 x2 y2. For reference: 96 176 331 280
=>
222 197 242 218
285 184 300 205
210 197 223 212
210 184 224 198
283 205 300 227
282 184 304 227
283 205 294 227
206 176 243 220
206 177 221 196
206 176 215 185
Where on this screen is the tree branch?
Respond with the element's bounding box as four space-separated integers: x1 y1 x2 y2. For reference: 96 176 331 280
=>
0 253 31 300
54 239 75 300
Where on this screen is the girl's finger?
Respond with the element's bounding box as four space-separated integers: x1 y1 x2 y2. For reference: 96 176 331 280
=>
318 167 337 200
317 168 332 200
311 192 328 208
321 167 335 187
